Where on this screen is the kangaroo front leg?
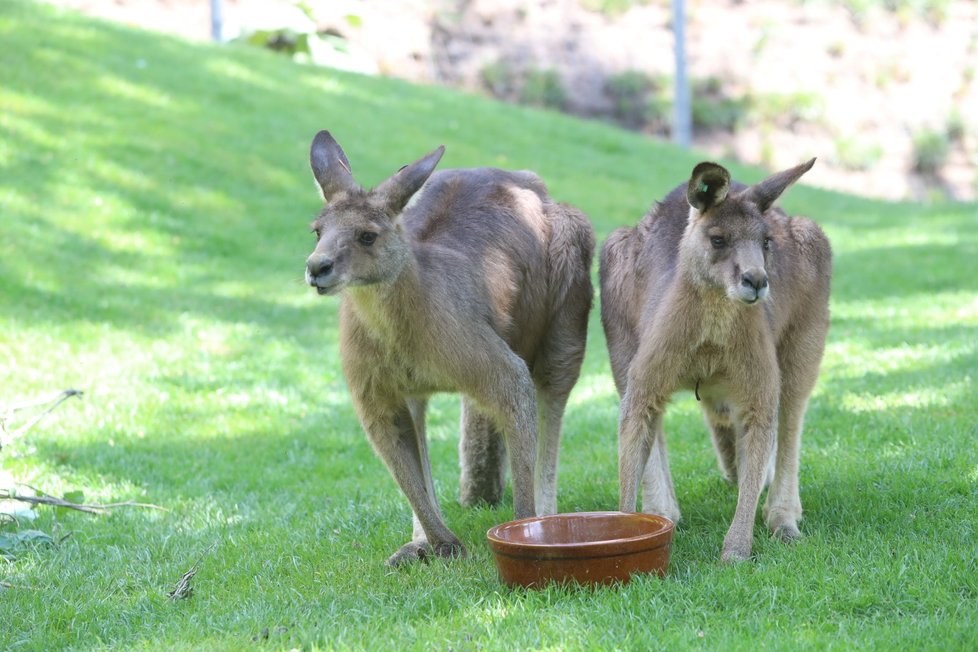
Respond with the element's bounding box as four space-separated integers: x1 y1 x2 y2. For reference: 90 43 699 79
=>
618 386 657 513
721 404 776 563
641 422 680 523
702 399 738 484
763 395 806 541
406 397 437 546
361 401 464 566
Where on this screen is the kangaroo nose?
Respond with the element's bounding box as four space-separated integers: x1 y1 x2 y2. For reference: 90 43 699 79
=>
741 268 768 292
307 254 334 278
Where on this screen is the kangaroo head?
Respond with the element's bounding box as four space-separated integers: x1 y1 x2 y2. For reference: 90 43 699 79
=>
679 158 815 305
305 130 444 295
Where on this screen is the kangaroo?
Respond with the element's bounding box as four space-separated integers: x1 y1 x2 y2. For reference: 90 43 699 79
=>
600 159 831 562
305 131 594 566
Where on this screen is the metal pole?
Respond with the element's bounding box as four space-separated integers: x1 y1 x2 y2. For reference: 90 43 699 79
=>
210 0 223 42
672 0 692 148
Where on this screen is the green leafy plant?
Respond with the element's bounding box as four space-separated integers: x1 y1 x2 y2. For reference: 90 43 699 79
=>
835 0 950 26
604 70 672 132
520 68 566 110
480 59 516 98
751 91 824 127
239 29 312 57
834 135 885 171
691 77 749 131
606 70 656 128
580 0 651 17
0 530 54 561
644 95 673 133
946 110 967 143
912 128 950 175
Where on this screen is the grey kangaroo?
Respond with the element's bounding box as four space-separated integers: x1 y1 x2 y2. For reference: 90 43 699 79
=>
305 131 594 566
600 159 831 562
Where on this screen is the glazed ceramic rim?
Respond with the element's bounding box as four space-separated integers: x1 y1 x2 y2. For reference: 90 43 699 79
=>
486 511 674 559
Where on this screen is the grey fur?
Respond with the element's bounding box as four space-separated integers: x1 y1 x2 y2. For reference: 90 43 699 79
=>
306 131 595 566
600 158 831 562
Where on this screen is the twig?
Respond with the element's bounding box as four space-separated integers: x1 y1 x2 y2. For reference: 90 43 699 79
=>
0 389 83 450
1 580 36 590
168 542 219 600
1 389 82 414
2 493 105 514
0 489 168 515
94 501 170 512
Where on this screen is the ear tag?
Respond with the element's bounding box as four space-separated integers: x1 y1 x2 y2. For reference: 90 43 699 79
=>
698 182 709 193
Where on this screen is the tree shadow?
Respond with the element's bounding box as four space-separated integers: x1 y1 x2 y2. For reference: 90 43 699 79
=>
2 7 365 347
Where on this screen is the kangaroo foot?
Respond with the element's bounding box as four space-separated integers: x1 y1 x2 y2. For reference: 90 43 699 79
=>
720 531 753 563
764 505 803 542
386 538 467 567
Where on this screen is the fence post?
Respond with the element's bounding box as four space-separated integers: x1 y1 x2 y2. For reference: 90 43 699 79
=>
210 0 223 42
672 0 692 148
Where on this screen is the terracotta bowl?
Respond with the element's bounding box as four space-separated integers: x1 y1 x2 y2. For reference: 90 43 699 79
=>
486 511 674 588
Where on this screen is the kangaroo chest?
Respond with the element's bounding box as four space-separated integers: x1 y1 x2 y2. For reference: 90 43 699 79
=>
341 301 456 397
674 302 747 391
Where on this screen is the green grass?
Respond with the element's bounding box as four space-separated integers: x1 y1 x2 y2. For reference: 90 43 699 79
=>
2 1 977 649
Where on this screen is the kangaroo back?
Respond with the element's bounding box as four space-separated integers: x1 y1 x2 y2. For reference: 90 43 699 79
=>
401 167 593 356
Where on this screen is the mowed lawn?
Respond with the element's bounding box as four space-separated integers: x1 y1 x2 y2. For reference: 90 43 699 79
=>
2 1 977 649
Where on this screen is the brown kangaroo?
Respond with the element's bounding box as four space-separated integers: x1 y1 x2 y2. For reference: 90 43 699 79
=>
600 159 831 562
305 131 594 566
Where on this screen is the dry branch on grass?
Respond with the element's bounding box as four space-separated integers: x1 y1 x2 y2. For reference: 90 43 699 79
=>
0 580 36 591
1 389 167 516
0 388 83 451
168 543 219 600
0 490 169 515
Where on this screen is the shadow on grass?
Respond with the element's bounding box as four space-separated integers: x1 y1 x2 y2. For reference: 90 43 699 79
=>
3 2 367 337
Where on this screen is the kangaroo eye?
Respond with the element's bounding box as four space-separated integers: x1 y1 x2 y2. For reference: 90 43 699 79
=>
358 231 378 246
710 235 727 249
763 237 773 251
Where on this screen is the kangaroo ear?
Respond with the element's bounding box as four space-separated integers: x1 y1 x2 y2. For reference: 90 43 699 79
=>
687 162 731 212
310 130 358 202
375 145 445 215
747 158 816 212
